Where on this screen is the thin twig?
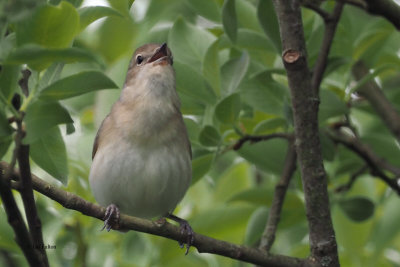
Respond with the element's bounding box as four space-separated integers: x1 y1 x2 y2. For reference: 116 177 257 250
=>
352 60 400 143
311 1 345 94
0 161 317 267
328 130 400 195
303 3 331 21
231 133 292 151
334 165 368 193
259 141 297 252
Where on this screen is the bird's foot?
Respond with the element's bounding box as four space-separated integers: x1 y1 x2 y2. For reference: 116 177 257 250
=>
101 204 120 232
167 214 194 255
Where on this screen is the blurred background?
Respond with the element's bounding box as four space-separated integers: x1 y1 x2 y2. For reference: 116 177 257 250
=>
1 0 400 266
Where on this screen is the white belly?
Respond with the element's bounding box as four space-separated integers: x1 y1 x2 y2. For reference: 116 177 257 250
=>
89 140 191 219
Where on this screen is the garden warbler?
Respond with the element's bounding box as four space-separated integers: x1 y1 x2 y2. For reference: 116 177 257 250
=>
89 43 193 252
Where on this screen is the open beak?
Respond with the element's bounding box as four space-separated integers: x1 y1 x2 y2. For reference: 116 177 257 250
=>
148 43 171 64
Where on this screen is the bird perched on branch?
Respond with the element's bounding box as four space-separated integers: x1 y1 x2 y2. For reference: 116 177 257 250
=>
89 43 194 253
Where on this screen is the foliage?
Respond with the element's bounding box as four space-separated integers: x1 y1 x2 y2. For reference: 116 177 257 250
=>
1 0 400 266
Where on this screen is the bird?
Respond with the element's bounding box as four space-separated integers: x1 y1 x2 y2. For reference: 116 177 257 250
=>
89 43 194 253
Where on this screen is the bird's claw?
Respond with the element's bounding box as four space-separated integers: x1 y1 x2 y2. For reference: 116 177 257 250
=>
101 204 120 232
178 220 194 255
167 214 194 255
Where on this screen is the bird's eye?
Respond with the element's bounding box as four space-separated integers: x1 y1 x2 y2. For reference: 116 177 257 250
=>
136 55 143 65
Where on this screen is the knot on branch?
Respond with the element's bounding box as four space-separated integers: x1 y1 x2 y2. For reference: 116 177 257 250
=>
282 49 301 63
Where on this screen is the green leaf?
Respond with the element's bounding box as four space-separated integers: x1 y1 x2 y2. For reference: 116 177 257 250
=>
199 125 221 147
96 16 135 63
240 73 287 116
338 197 375 222
237 139 287 174
191 205 255 243
30 126 68 184
24 100 73 144
0 137 12 162
257 0 281 53
6 44 99 71
186 0 221 22
234 29 276 51
319 89 348 122
221 52 249 94
191 153 214 184
175 61 216 105
229 187 273 206
202 40 221 97
222 0 237 42
215 93 241 124
0 65 20 102
168 17 216 69
244 207 268 246
183 117 200 144
0 33 16 61
253 118 287 135
16 1 79 49
78 6 123 31
0 110 13 138
214 162 251 202
39 71 118 100
39 63 64 89
320 132 336 161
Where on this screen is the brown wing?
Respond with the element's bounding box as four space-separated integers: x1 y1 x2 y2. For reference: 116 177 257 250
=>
174 105 192 160
92 115 109 160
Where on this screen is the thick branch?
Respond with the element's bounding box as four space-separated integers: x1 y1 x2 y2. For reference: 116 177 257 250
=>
363 0 400 30
352 61 400 143
311 1 344 94
0 162 317 267
0 168 42 267
271 0 339 266
259 142 297 252
344 0 400 30
16 143 49 267
328 130 400 194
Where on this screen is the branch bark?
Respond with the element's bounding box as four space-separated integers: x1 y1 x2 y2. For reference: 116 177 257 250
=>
0 161 317 267
352 60 400 143
271 0 339 266
16 145 49 267
259 141 297 252
0 167 42 267
363 0 400 30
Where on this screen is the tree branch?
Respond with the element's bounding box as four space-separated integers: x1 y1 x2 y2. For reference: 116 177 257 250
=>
352 60 400 143
311 1 345 94
334 165 368 193
0 161 317 267
328 130 400 194
362 0 400 30
259 141 297 252
271 0 340 265
303 3 331 21
231 133 292 151
0 166 42 267
15 120 48 267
